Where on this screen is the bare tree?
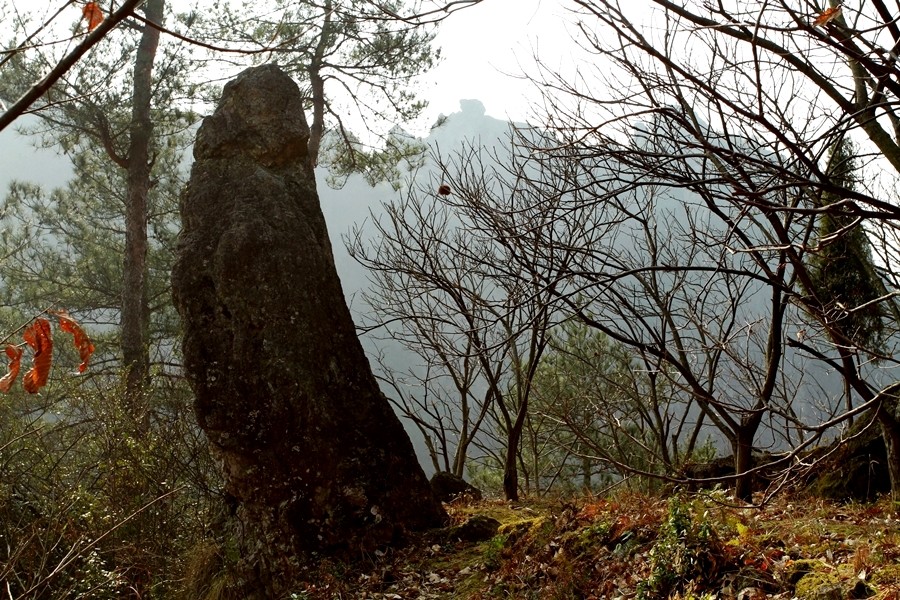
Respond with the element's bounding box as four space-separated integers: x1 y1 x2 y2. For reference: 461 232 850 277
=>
439 0 900 500
348 185 500 480
530 320 706 494
441 133 823 500
348 142 573 500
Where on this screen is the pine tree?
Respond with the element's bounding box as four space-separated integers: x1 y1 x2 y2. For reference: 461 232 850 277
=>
808 138 886 350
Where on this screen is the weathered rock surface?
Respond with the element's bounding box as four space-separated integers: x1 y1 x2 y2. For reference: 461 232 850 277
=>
171 64 446 594
430 471 483 502
445 515 501 543
805 417 890 502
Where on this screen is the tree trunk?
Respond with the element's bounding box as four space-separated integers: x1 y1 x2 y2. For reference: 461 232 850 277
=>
876 400 900 502
503 398 528 501
122 0 162 414
733 418 760 502
172 65 446 596
452 435 467 478
306 0 332 165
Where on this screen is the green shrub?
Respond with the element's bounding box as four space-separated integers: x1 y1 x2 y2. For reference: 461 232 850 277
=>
482 534 509 570
638 496 719 600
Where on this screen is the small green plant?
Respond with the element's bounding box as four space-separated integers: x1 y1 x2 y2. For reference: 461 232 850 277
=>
638 496 718 600
574 520 613 555
482 534 508 570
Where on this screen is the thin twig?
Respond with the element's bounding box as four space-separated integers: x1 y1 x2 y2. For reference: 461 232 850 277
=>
0 0 147 133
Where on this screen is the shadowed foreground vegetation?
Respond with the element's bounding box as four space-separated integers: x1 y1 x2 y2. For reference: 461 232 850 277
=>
268 493 900 600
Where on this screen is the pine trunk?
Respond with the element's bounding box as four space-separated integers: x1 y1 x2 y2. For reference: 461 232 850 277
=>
122 0 163 414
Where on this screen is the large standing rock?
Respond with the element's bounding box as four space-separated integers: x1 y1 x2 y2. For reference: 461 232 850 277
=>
171 65 446 594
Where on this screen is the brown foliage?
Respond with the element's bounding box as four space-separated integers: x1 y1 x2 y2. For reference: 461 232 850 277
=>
0 312 94 394
53 310 95 373
82 2 104 32
22 318 52 394
0 345 23 393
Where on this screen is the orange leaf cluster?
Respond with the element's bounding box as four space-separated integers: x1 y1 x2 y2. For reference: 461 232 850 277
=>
83 2 104 32
0 312 94 394
0 346 23 393
55 311 95 373
813 6 842 27
23 319 53 394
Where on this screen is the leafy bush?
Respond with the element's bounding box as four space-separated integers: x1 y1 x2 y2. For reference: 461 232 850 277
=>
0 373 221 598
482 534 509 571
638 496 721 600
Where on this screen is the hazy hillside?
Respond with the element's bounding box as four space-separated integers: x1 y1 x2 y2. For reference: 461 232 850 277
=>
0 99 518 472
0 98 859 473
0 116 73 191
0 99 514 316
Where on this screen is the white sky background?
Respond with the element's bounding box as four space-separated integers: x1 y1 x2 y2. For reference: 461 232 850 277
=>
411 0 580 131
0 0 571 182
0 0 647 144
414 0 661 132
0 0 591 189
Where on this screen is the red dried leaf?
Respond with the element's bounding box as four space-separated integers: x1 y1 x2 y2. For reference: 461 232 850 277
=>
813 6 842 26
23 319 52 394
0 345 23 393
82 2 104 32
438 184 452 196
53 311 94 373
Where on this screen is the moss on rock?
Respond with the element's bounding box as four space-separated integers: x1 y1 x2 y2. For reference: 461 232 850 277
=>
794 571 841 600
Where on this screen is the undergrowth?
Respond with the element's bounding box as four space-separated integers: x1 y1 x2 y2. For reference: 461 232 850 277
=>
283 491 900 600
